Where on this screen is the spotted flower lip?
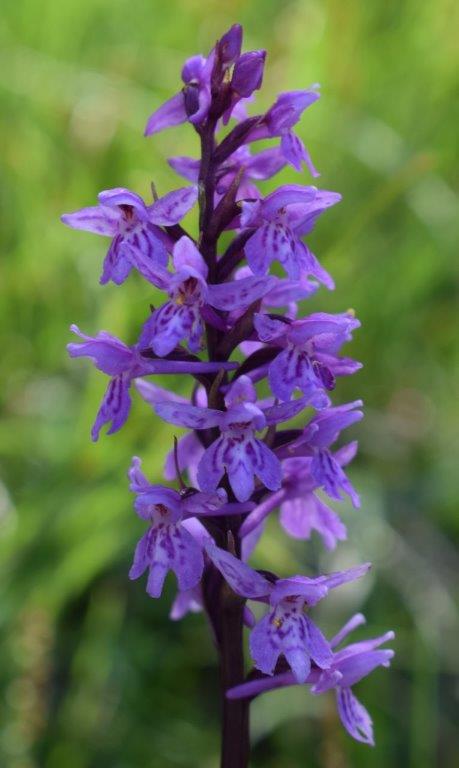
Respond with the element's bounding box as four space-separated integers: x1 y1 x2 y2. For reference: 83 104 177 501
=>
203 554 371 684
253 311 361 405
227 613 394 746
128 457 227 598
240 184 341 283
61 186 198 285
138 236 276 356
154 375 309 502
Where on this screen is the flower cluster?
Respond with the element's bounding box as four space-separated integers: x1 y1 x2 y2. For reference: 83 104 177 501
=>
63 24 393 757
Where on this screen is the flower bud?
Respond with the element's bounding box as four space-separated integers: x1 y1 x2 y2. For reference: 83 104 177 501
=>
232 50 266 97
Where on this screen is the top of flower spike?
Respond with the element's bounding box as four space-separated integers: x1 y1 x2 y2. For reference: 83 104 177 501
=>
144 24 266 136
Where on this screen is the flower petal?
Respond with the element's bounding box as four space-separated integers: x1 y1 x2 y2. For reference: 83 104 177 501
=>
149 186 198 226
134 378 189 406
336 688 374 745
303 615 333 669
98 188 148 217
196 438 225 492
61 205 120 236
207 275 275 311
129 529 153 580
310 449 360 507
155 402 222 430
246 222 297 275
145 91 187 136
172 235 207 277
91 374 132 441
168 155 201 182
140 303 204 357
100 236 133 285
280 494 347 551
206 543 271 598
250 439 282 492
67 325 133 375
249 613 282 676
128 456 151 493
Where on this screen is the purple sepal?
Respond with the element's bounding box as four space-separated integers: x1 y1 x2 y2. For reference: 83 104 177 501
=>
144 92 188 136
205 542 271 598
231 50 266 97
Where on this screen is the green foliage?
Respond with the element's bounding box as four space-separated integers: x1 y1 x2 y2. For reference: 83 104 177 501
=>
1 1 458 765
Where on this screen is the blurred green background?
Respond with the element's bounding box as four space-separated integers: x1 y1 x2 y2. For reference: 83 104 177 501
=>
1 0 458 766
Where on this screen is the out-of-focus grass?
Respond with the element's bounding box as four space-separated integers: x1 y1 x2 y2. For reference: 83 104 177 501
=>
1 1 458 766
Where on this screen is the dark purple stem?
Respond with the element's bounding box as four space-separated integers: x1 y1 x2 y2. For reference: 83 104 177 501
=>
197 114 250 768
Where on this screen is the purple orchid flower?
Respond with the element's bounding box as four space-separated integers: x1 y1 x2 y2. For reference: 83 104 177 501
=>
138 236 275 356
169 145 287 201
199 546 370 685
312 615 395 747
144 55 215 135
154 376 309 502
67 325 238 441
244 89 321 173
240 444 359 549
253 311 361 405
61 186 198 285
128 457 228 597
285 401 364 507
248 563 371 683
227 613 394 746
240 185 341 283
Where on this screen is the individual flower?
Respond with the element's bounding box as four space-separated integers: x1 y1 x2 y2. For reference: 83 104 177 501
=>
138 236 275 356
154 376 309 501
244 89 321 173
240 185 341 283
253 311 361 405
128 457 227 597
67 325 237 440
285 401 364 507
249 563 371 683
240 447 357 550
168 145 287 201
61 186 198 285
227 613 394 746
145 55 214 135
